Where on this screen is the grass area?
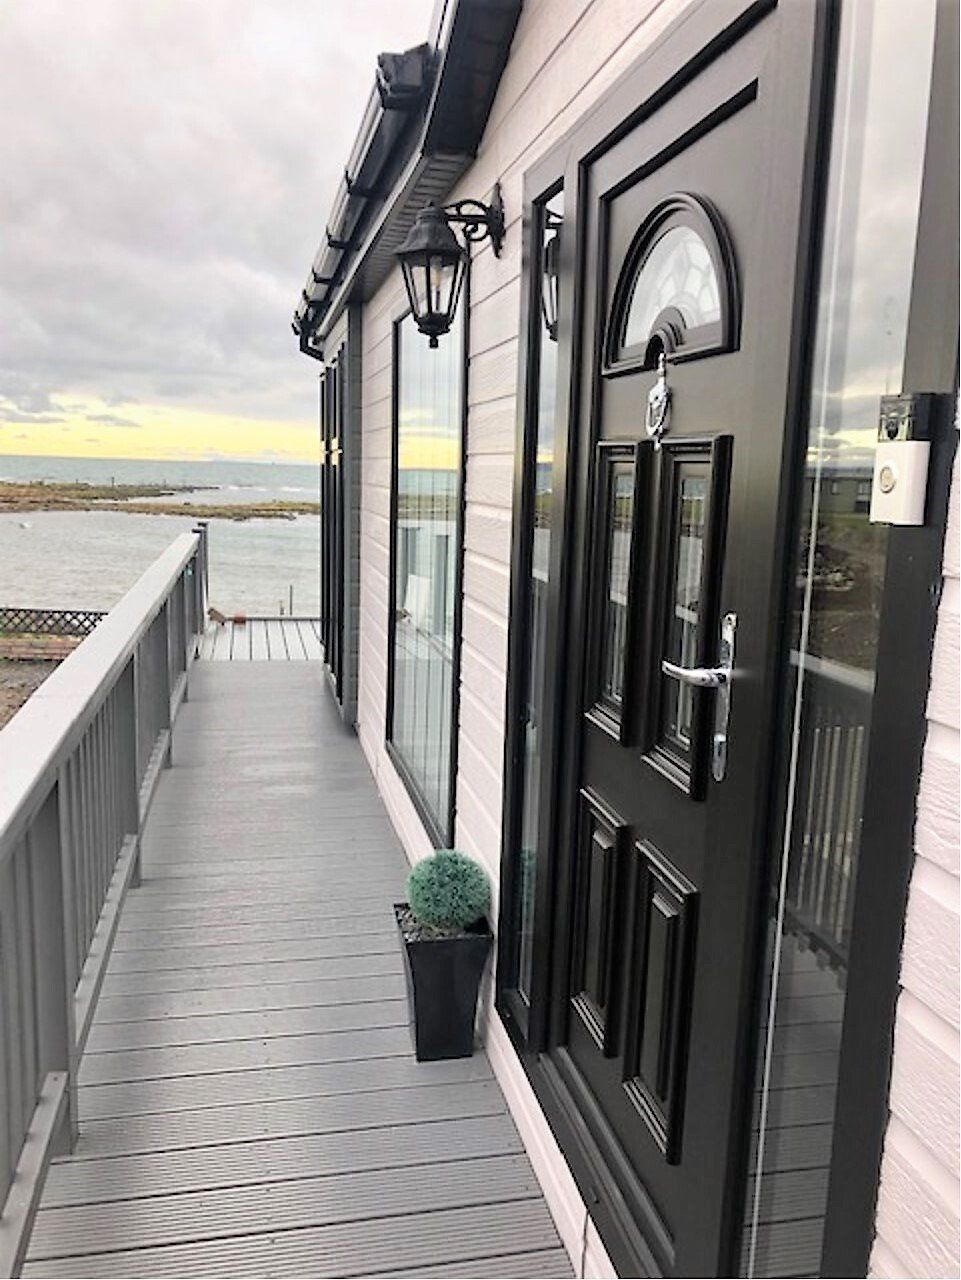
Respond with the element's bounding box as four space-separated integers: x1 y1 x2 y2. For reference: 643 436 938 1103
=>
0 481 319 522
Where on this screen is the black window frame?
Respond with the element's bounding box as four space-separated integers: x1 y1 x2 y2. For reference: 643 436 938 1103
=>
497 166 577 1049
384 296 469 849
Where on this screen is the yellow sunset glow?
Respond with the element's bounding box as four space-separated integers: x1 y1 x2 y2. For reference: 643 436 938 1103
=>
0 395 319 464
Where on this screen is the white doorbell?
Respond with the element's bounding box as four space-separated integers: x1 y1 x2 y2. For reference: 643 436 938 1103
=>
869 393 933 526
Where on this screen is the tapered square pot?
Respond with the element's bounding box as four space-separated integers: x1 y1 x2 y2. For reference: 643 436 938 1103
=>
394 904 493 1061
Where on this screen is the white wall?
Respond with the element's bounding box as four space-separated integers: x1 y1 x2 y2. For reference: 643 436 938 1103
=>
871 452 961 1280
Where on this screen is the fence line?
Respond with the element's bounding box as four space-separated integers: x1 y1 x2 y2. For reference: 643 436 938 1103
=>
0 527 207 1277
0 608 106 638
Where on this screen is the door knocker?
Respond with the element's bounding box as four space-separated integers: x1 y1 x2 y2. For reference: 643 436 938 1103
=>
645 352 672 448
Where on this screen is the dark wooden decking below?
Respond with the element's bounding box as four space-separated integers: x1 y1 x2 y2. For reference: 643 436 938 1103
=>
23 663 570 1278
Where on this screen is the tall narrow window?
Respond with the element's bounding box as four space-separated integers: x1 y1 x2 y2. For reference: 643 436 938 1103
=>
740 0 938 1274
505 188 564 1014
387 306 464 845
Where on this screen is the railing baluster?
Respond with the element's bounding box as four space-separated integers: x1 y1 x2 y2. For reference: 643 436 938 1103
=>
0 855 20 1198
28 791 74 1153
14 846 39 1132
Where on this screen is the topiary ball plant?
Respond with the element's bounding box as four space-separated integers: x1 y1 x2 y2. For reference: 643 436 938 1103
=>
407 849 491 933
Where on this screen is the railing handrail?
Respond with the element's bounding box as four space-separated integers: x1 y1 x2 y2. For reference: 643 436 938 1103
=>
0 531 199 865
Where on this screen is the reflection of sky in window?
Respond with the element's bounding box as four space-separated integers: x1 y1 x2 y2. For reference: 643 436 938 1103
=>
807 1 936 467
390 304 463 835
623 226 720 346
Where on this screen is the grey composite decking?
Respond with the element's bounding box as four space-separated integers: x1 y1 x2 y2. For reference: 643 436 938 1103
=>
23 662 571 1279
198 617 323 661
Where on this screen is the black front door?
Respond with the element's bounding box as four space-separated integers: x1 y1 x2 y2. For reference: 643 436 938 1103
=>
544 4 829 1274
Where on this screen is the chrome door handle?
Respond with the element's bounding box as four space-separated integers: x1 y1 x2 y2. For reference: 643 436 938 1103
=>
661 613 738 783
660 660 728 687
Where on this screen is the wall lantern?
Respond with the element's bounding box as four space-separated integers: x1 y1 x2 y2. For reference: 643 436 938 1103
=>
540 210 562 342
396 184 505 347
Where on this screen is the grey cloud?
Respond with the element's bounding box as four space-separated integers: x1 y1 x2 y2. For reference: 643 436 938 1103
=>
84 413 142 429
0 0 434 445
0 409 67 424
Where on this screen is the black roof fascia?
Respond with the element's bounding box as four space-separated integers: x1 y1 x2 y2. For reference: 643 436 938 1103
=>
295 0 521 359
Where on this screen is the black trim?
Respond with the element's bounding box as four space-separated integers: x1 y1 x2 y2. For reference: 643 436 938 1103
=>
384 287 469 850
497 166 573 1048
819 0 959 1269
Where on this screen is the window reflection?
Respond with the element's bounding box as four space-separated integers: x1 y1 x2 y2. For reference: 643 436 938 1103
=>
742 0 937 1274
623 225 721 348
514 189 564 1005
389 308 463 840
600 461 636 709
662 470 707 751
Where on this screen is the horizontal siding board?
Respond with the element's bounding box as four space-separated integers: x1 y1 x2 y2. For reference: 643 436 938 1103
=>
469 340 519 406
467 453 515 509
463 550 511 617
467 395 519 456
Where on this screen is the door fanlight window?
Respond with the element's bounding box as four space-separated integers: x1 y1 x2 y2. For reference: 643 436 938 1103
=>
604 193 738 375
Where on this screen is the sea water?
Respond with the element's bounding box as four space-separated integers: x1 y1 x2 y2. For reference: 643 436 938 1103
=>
0 454 320 615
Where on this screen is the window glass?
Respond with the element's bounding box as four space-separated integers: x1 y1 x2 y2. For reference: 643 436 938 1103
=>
389 307 463 840
513 189 564 1005
623 225 721 347
661 468 707 753
741 0 937 1274
599 459 636 711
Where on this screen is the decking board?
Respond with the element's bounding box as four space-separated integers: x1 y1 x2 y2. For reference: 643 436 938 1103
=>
24 662 570 1278
22 1200 563 1277
200 618 321 662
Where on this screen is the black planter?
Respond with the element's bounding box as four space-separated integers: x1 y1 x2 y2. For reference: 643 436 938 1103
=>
394 904 493 1061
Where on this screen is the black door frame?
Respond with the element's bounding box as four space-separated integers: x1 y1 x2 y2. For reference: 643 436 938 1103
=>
497 0 956 1274
319 306 362 724
819 0 959 1269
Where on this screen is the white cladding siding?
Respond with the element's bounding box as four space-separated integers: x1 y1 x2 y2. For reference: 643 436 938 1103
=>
871 452 961 1280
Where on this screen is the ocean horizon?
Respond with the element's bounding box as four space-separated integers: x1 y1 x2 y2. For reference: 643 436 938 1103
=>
0 453 321 616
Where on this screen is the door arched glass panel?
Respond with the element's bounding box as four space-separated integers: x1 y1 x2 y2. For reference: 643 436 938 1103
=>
604 193 738 375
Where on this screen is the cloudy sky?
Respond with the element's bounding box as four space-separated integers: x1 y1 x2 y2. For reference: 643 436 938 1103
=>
0 0 433 464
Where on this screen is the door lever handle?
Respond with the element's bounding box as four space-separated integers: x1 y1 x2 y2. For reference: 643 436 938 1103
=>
660 660 728 687
661 613 738 783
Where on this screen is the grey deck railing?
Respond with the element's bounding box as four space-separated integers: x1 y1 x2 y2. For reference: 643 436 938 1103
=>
0 528 207 1276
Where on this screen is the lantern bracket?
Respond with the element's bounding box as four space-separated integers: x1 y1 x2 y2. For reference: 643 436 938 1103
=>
441 184 505 257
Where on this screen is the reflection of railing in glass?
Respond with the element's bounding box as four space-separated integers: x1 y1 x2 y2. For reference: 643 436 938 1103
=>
601 471 635 706
783 653 873 969
663 475 706 751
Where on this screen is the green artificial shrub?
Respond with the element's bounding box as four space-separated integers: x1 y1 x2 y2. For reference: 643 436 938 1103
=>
407 849 491 931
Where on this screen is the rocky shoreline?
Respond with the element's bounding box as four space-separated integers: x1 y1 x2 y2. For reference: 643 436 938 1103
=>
0 481 320 522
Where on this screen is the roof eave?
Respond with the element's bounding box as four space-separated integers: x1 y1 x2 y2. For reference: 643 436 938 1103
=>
293 0 522 355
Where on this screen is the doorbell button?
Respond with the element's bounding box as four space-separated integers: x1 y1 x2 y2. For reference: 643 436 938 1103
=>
870 439 929 525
